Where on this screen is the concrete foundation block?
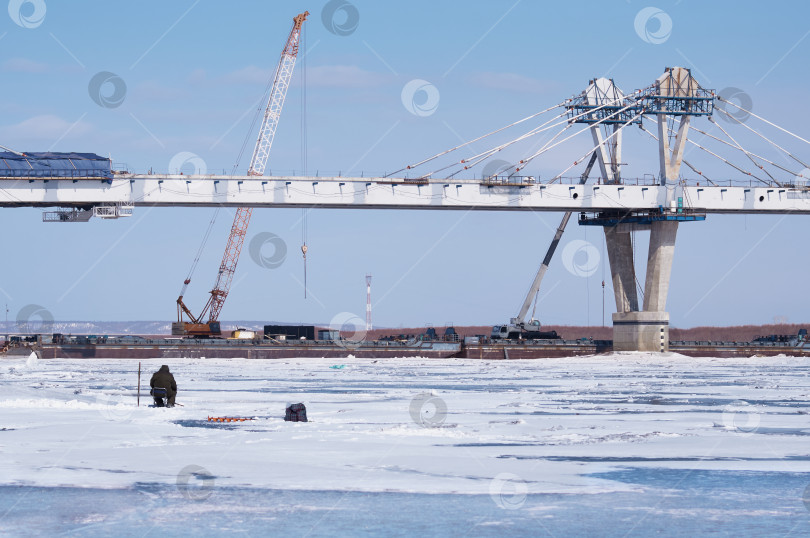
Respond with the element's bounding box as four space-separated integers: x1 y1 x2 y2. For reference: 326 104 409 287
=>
612 311 669 352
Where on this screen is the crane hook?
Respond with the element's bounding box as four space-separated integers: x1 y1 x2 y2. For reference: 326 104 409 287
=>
301 243 308 298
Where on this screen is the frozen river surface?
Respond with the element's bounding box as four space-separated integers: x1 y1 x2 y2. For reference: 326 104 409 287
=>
2 353 810 536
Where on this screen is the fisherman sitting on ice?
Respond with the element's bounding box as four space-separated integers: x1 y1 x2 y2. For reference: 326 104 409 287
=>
150 365 177 408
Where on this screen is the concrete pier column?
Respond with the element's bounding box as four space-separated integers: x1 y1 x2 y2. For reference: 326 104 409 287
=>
605 221 678 352
604 227 639 313
643 221 679 312
612 311 670 352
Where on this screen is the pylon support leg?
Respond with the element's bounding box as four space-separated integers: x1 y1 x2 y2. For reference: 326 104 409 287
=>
604 227 639 313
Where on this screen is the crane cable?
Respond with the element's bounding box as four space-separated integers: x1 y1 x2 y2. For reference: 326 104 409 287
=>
180 208 220 295
233 62 279 176
179 34 285 296
300 24 309 298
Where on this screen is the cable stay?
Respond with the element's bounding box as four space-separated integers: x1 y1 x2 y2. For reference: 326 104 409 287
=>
549 110 643 183
652 102 808 185
716 96 810 147
708 117 779 185
658 112 799 182
419 109 571 180
638 124 718 186
514 99 643 178
0 144 25 156
711 109 807 179
453 91 643 183
684 116 801 180
722 110 809 171
403 91 637 182
385 100 570 177
443 120 572 181
646 116 770 185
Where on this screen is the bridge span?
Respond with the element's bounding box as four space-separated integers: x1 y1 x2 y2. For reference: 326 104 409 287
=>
2 66 808 354
1 174 808 216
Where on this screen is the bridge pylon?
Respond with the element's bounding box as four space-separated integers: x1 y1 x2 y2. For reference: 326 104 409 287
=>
575 67 712 352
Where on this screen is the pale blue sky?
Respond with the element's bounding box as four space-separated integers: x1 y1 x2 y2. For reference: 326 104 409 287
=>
1 0 808 329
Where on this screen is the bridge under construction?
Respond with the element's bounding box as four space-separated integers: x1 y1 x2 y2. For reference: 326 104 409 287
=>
1 63 808 354
0 173 805 214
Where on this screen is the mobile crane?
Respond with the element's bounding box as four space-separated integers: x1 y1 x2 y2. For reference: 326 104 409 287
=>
173 11 309 337
491 152 598 340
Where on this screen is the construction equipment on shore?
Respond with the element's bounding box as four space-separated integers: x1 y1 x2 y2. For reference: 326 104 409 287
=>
492 153 598 340
174 11 309 337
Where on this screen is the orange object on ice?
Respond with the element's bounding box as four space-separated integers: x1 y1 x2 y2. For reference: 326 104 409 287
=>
207 416 254 422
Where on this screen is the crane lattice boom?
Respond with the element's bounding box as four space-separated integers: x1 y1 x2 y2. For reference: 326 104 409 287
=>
248 12 307 176
207 11 308 323
175 11 308 334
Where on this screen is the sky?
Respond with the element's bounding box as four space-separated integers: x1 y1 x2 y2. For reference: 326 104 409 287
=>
0 0 809 330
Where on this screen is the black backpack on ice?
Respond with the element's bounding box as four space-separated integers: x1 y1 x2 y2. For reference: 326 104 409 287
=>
285 403 307 422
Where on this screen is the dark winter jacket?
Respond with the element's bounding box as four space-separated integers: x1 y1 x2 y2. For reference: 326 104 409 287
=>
150 365 177 393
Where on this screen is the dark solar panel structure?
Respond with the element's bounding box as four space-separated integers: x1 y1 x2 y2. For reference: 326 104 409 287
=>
0 152 112 179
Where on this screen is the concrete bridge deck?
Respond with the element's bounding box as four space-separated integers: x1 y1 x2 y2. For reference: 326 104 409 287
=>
1 175 808 214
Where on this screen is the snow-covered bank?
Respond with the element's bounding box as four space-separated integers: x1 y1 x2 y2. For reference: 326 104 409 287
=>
1 354 810 497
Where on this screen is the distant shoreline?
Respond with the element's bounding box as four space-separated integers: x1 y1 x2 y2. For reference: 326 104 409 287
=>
2 321 806 343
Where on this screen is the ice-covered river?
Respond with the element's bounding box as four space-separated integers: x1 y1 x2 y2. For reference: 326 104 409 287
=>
2 353 810 536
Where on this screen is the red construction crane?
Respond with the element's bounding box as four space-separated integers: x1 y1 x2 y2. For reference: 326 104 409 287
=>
174 11 308 337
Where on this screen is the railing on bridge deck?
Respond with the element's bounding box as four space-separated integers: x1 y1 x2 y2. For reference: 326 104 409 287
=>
4 168 806 191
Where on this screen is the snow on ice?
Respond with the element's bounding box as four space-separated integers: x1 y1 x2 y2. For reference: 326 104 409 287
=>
2 354 810 535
